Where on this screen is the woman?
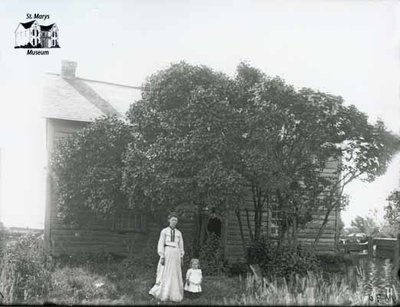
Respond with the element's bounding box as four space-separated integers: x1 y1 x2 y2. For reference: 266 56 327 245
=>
149 213 184 302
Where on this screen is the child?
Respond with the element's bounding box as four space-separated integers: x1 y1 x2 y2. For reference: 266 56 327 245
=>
184 258 202 299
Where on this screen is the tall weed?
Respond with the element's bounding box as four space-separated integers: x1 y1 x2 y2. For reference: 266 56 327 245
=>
0 233 53 304
226 272 363 305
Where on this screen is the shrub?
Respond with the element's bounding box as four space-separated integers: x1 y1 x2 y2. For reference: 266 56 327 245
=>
226 262 250 277
0 233 53 304
316 252 353 270
246 239 320 280
0 227 8 258
199 233 227 276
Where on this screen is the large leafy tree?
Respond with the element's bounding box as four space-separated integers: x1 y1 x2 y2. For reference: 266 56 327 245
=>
231 64 399 245
122 63 247 231
51 116 132 226
52 62 400 253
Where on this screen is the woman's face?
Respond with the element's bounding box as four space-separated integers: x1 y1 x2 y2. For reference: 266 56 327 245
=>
169 217 178 228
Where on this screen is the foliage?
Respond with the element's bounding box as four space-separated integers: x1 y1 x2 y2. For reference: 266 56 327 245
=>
52 61 400 255
0 234 53 304
348 216 380 237
378 221 398 238
52 116 132 225
199 233 226 276
384 190 400 227
226 262 250 277
246 239 319 280
49 267 118 305
0 227 8 259
224 271 382 306
316 253 353 270
123 62 246 218
48 253 242 305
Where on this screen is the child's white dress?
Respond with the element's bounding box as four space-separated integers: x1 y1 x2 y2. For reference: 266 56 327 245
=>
184 268 202 293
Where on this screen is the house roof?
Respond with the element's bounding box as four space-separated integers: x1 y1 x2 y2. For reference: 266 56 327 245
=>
20 20 36 29
40 23 55 31
42 71 142 122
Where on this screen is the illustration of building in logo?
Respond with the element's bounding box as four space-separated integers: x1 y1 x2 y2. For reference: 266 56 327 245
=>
14 20 60 48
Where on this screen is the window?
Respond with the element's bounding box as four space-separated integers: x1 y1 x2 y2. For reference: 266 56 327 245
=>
114 209 146 233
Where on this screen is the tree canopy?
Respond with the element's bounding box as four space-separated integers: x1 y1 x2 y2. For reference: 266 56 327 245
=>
52 61 400 245
52 116 132 225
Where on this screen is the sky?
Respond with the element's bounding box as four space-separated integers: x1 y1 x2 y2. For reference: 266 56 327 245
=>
0 0 399 228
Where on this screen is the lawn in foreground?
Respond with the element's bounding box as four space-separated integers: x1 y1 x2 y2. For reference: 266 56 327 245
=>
46 262 399 306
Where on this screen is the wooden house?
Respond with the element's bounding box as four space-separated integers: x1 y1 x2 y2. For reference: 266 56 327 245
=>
15 20 41 48
43 60 341 262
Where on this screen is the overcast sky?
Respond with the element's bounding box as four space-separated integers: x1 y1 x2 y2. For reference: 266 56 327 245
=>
0 0 399 228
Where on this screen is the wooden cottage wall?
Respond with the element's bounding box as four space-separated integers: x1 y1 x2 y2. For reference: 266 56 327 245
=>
45 118 195 257
225 158 341 262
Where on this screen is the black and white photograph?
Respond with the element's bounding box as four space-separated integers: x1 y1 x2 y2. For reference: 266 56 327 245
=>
1 0 400 305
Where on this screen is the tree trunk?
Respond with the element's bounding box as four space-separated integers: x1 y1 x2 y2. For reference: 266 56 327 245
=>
266 195 270 239
235 209 247 255
252 184 259 241
314 198 340 245
254 187 263 241
292 215 298 249
193 206 202 257
314 173 357 244
245 208 254 242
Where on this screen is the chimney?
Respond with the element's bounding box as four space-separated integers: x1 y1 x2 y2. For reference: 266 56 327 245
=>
61 60 77 79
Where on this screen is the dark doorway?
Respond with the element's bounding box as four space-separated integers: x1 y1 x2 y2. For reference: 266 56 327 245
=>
207 217 222 237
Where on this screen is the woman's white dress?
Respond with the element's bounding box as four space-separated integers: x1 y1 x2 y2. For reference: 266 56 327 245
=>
184 268 202 293
149 226 184 302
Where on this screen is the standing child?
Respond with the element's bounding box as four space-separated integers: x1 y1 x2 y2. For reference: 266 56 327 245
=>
184 258 202 299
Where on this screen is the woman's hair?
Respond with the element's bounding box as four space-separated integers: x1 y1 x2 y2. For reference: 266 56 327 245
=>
190 258 200 268
167 212 178 221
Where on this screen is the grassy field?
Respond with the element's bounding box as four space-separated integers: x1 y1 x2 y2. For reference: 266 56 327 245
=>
44 259 398 306
47 265 243 305
1 233 399 305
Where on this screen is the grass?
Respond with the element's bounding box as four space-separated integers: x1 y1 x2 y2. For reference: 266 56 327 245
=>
1 233 399 305
46 263 243 305
43 261 400 306
224 272 396 306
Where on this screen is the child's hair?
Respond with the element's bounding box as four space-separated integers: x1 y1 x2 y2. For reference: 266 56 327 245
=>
190 258 200 269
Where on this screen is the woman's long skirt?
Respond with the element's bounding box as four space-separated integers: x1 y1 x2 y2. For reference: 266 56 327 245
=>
149 246 183 302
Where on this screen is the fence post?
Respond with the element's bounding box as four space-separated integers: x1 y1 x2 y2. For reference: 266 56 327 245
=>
368 236 373 257
395 234 400 265
393 234 400 282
